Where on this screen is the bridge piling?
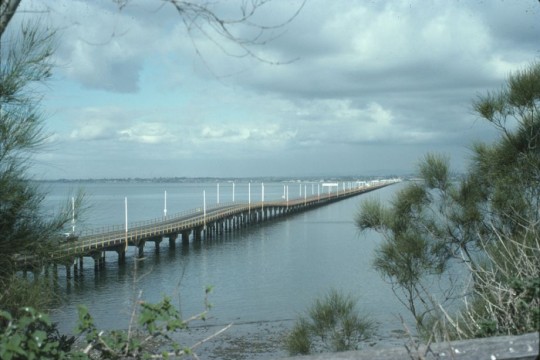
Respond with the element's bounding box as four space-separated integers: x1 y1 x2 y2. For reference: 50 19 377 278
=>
181 230 191 245
92 252 100 272
168 234 177 248
153 237 162 253
65 263 71 279
194 226 203 241
137 240 146 258
115 247 126 264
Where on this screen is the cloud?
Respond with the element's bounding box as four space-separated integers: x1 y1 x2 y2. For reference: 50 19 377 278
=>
65 107 128 141
48 0 167 93
119 122 176 144
14 0 540 179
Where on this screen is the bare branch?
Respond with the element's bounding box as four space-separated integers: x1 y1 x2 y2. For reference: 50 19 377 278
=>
0 0 21 37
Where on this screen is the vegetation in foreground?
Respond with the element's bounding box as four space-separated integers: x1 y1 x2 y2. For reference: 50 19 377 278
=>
0 20 84 314
0 292 222 359
285 289 375 356
356 61 540 341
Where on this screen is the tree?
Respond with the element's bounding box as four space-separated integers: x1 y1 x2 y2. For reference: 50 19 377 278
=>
0 0 20 36
356 62 540 340
0 19 84 313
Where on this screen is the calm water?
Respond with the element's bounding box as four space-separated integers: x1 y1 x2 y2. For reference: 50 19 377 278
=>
43 180 409 350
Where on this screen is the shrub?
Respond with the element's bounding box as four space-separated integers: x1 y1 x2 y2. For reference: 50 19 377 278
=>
286 289 375 355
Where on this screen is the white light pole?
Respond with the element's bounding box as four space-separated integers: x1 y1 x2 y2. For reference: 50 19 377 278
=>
124 197 128 251
71 196 75 233
125 197 128 232
304 185 307 205
203 190 206 225
299 183 302 196
261 182 265 210
318 184 320 201
163 190 167 218
232 182 235 203
286 185 289 208
248 182 251 214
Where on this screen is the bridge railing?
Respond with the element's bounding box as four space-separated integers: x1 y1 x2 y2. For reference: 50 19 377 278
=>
79 206 205 237
75 183 395 239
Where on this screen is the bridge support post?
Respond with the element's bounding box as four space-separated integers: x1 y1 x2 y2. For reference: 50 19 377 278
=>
181 230 191 245
65 263 72 279
208 223 215 238
92 254 97 272
154 237 162 253
117 248 126 265
168 234 177 249
137 240 146 258
195 226 203 241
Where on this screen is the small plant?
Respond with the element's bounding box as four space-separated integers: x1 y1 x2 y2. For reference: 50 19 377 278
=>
75 286 227 359
285 289 375 355
0 286 229 359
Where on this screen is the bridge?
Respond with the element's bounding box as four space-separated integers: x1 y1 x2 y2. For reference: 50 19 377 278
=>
30 180 398 278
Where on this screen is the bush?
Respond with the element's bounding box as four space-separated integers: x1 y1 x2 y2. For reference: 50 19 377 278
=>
286 289 376 355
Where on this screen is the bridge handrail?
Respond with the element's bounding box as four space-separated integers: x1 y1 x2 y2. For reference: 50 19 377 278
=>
54 183 396 256
79 206 204 237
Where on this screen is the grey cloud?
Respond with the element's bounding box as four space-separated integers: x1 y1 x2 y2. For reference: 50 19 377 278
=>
21 0 540 179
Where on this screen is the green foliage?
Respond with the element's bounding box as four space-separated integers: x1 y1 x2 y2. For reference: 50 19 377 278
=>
0 276 57 318
0 13 88 359
73 289 217 359
0 19 85 313
0 307 76 360
285 289 375 355
420 153 450 191
356 61 540 340
0 290 216 360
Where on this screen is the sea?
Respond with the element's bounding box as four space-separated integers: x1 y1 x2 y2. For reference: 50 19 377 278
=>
41 179 411 358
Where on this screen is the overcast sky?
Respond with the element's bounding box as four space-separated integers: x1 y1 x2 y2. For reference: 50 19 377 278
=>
12 0 540 179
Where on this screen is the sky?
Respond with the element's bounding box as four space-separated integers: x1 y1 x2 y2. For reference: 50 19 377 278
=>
9 0 540 179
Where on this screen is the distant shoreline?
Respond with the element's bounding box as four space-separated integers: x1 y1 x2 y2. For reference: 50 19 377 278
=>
35 175 407 184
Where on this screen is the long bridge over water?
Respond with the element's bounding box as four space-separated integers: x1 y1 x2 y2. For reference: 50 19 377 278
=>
31 180 398 278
